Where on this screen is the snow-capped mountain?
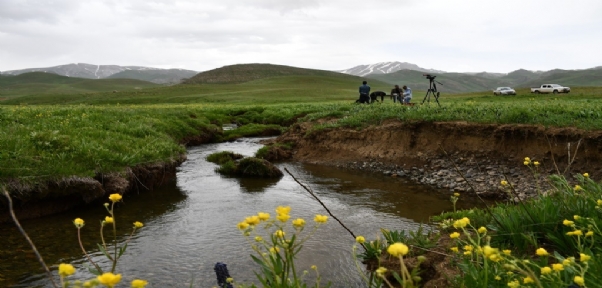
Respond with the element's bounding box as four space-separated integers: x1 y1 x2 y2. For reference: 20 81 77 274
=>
338 61 445 76
0 63 198 84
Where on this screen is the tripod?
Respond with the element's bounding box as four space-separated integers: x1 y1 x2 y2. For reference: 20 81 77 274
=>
421 77 442 106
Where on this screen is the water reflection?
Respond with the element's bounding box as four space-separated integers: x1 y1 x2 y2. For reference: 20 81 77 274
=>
235 176 282 192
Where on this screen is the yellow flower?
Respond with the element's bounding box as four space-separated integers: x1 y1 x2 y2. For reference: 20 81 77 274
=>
375 267 387 276
580 253 591 262
104 216 114 224
311 265 317 270
507 280 520 288
483 246 498 257
536 248 549 256
237 222 249 230
314 214 328 223
83 281 94 287
58 263 76 276
583 173 589 178
453 217 470 229
523 277 534 284
523 161 530 166
245 216 260 226
574 276 585 287
108 193 122 202
450 247 459 253
552 263 564 271
586 231 594 237
533 161 540 166
524 157 531 162
73 218 85 228
387 243 409 257
495 276 501 281
355 236 365 244
541 267 552 275
274 230 285 238
292 218 306 228
131 279 148 288
269 247 280 254
503 249 512 255
275 206 291 215
574 185 583 191
488 254 501 262
574 215 581 220
500 180 508 186
450 232 460 239
226 278 233 283
276 214 291 222
563 219 574 226
572 230 583 236
97 272 122 288
464 245 474 251
563 257 574 266
478 226 487 234
453 193 460 197
255 236 263 242
463 251 472 256
598 199 602 206
133 221 143 229
257 212 270 221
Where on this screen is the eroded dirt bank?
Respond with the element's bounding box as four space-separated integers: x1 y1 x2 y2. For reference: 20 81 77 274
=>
272 120 602 198
0 156 185 224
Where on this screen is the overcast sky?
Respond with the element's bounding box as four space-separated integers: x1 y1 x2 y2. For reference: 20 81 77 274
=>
1 0 601 73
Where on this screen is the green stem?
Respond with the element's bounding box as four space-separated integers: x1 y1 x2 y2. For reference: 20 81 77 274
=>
111 202 118 273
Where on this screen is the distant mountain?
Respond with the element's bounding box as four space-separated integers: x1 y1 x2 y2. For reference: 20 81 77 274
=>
338 61 445 76
0 63 197 84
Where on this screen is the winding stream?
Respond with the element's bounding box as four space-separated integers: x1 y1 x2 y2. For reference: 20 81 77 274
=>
0 137 480 287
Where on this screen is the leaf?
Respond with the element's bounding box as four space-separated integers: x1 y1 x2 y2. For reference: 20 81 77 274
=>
117 243 128 259
84 263 103 275
97 243 112 260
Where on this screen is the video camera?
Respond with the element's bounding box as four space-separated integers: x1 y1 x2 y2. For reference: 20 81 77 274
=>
423 74 436 80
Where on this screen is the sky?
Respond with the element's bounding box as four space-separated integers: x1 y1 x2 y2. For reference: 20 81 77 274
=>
1 0 601 74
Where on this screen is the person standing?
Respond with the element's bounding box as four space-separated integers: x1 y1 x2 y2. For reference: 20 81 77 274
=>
402 85 412 104
358 81 371 104
391 85 402 103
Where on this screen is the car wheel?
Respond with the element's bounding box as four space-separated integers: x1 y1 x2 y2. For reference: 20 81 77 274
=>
535 91 540 94
553 90 558 94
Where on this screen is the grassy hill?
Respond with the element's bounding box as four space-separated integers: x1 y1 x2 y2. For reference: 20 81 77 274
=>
367 68 602 94
2 65 392 105
106 69 198 84
0 72 159 99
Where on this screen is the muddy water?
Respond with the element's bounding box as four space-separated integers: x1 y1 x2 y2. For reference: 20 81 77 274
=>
0 138 481 287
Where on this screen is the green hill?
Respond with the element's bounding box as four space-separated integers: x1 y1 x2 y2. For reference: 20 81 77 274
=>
0 72 160 99
106 69 198 84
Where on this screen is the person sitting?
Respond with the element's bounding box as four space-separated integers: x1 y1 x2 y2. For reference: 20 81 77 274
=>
391 85 402 103
402 85 412 104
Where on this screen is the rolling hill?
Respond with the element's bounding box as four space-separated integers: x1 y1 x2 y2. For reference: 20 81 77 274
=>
106 69 197 84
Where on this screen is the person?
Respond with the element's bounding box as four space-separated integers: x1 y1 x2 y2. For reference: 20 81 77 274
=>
358 81 371 104
391 85 402 103
402 85 412 104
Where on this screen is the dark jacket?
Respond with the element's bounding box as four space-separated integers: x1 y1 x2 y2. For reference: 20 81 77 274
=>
359 84 371 95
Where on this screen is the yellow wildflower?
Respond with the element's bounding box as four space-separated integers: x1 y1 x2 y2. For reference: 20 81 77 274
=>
237 222 249 230
104 216 114 224
574 215 581 220
257 212 270 221
483 246 498 257
500 180 508 186
541 267 552 274
503 249 512 255
524 157 531 162
314 214 328 223
355 236 365 244
523 277 534 284
580 253 591 262
523 161 530 166
552 263 564 271
387 243 409 257
563 219 574 226
574 276 585 287
255 236 263 242
450 247 459 253
131 279 148 288
464 245 474 251
108 193 122 203
453 217 470 229
508 280 520 288
463 251 472 256
376 267 387 276
495 276 501 281
274 230 285 238
226 278 233 283
574 185 583 191
598 199 602 206
586 231 594 237
97 272 122 288
450 232 460 239
563 257 574 266
583 173 589 178
245 216 260 226
276 213 291 222
536 248 549 256
533 161 540 166
311 265 317 270
572 230 583 236
292 218 306 228
58 263 76 276
454 193 460 197
133 221 143 228
275 206 291 215
489 254 501 262
478 226 487 234
73 218 85 228
269 247 280 254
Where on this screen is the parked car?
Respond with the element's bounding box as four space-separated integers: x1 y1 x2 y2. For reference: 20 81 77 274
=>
530 84 571 94
493 87 516 95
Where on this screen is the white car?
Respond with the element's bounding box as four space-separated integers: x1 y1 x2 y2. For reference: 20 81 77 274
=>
493 87 516 95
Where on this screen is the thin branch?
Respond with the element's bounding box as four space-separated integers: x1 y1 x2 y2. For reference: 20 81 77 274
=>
2 186 59 288
284 167 366 251
544 134 561 175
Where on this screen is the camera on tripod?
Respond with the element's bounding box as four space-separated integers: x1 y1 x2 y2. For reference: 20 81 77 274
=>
423 74 436 80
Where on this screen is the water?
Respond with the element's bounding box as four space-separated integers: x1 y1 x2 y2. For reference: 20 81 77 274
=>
0 137 479 287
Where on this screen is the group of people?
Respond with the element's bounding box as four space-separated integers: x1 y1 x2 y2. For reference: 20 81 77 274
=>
357 81 412 104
